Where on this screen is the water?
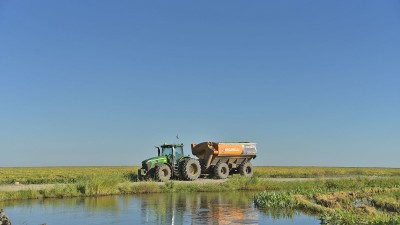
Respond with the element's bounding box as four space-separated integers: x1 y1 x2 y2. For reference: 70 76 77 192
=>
1 192 320 225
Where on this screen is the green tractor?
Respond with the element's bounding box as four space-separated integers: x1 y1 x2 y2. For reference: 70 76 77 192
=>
138 143 201 182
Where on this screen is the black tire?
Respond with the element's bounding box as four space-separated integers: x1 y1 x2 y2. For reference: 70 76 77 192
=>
155 164 171 182
177 158 189 180
214 162 229 179
199 160 208 174
239 162 253 177
145 168 155 180
137 169 144 181
181 158 201 181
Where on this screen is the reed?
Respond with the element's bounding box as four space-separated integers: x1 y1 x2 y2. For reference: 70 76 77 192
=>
371 191 400 213
253 191 298 208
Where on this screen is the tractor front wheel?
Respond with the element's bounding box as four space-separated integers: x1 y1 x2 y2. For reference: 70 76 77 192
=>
155 164 171 182
137 169 144 181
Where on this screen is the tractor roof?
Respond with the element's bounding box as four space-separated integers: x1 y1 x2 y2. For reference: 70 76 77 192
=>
160 143 184 148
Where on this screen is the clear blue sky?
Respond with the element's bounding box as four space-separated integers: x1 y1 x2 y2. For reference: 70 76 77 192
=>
1 1 399 167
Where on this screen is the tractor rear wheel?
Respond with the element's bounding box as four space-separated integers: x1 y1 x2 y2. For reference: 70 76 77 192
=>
239 162 253 177
177 158 189 180
214 162 229 179
155 164 171 182
181 158 201 181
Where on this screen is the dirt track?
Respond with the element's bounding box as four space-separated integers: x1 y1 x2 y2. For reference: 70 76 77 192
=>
0 176 383 192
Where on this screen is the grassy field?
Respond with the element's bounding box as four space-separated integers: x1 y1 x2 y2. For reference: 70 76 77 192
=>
0 166 140 184
1 166 399 185
254 166 400 178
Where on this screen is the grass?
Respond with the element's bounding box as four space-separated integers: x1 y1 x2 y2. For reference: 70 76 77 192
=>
253 177 400 224
253 166 400 178
0 166 140 184
371 191 400 213
0 175 398 200
254 191 299 208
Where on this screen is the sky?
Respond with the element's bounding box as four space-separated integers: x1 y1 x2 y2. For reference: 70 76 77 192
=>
0 1 399 167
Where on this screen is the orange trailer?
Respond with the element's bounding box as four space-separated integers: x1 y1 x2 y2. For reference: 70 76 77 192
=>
191 142 257 179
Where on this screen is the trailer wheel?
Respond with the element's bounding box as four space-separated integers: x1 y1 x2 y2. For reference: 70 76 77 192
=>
214 162 229 179
182 158 201 181
239 162 253 177
155 164 171 182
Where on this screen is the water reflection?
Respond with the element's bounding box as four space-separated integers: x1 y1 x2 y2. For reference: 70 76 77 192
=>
1 192 319 225
138 192 258 224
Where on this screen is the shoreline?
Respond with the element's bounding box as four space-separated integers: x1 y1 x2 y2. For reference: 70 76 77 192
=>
0 176 398 201
0 175 391 192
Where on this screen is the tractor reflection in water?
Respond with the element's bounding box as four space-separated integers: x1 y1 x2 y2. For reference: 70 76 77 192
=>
139 192 258 225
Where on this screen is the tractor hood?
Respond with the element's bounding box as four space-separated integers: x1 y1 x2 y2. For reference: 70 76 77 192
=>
141 155 168 171
141 156 164 164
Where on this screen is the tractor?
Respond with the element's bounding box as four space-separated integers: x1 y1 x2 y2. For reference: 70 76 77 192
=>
138 143 201 182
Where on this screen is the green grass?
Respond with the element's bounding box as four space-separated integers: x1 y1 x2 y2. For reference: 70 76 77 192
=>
0 166 139 184
254 191 299 208
253 166 400 178
371 191 400 213
0 189 42 201
252 177 400 224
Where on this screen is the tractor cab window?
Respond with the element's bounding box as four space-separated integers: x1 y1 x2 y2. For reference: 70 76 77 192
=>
162 146 173 156
174 146 184 159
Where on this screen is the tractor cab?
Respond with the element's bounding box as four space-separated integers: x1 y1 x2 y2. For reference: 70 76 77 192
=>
159 144 184 164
